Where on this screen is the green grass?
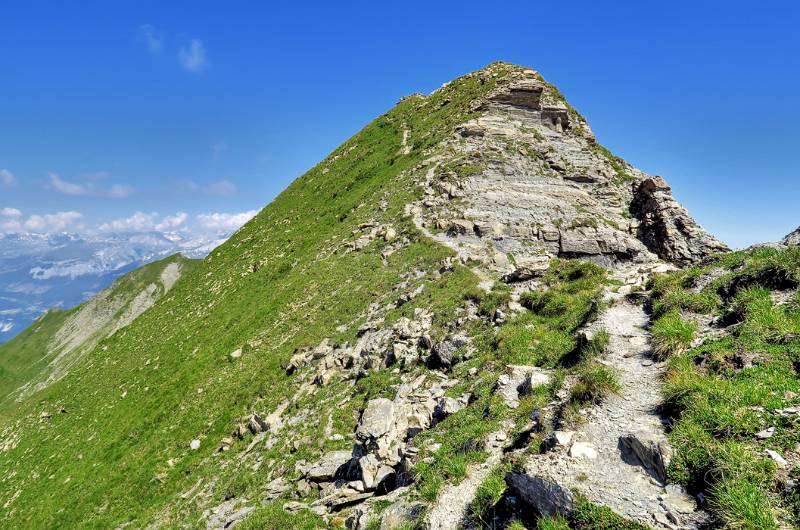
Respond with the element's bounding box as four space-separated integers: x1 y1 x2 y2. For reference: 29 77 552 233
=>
568 362 621 407
412 260 610 504
236 502 325 530
467 463 509 527
414 377 503 502
536 516 571 530
652 245 800 528
570 497 649 529
497 260 605 368
650 309 696 360
0 253 198 410
466 282 512 318
0 62 522 528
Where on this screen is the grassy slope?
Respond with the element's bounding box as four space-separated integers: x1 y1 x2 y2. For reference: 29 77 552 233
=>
0 64 517 528
650 246 800 528
0 253 198 411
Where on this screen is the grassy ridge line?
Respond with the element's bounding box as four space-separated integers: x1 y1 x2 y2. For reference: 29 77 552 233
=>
650 246 800 528
0 253 198 413
0 64 518 528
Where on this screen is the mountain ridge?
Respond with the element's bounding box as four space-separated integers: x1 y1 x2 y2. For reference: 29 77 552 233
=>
0 62 756 529
0 253 198 409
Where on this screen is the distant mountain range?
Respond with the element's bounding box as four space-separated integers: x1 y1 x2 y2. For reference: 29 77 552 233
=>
0 230 225 342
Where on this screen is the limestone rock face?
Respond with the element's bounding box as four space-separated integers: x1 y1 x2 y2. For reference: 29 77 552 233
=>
783 226 800 246
413 66 725 270
630 177 729 266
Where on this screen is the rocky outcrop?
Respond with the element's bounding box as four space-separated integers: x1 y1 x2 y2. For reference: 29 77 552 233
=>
783 226 800 246
300 373 469 508
413 68 724 273
630 177 729 266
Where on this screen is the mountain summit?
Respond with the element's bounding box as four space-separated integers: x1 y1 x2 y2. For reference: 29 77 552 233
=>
0 63 738 529
408 64 727 271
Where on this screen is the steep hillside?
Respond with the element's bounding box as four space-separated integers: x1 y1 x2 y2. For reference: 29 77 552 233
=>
0 254 198 409
0 63 731 529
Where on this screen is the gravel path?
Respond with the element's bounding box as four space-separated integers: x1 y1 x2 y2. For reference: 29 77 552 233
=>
427 426 509 530
522 280 710 529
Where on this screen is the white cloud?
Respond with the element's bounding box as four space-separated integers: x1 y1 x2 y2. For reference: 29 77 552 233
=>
97 211 189 234
98 211 159 232
1 169 17 186
0 208 84 235
139 24 164 53
23 211 84 233
0 218 22 233
48 172 135 198
0 207 256 244
176 179 237 197
178 39 208 73
196 210 257 233
156 212 188 231
49 173 88 195
1 207 22 218
0 207 23 232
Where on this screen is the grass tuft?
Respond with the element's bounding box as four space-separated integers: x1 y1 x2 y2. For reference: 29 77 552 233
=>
650 310 696 360
568 362 621 407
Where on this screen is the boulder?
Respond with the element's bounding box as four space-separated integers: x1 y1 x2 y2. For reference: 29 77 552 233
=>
306 450 355 482
248 413 269 434
543 430 574 451
503 256 551 283
427 335 469 369
264 477 290 500
448 219 475 235
569 441 598 459
356 398 406 465
217 437 233 452
505 471 574 517
359 454 382 490
619 432 672 482
379 500 426 530
434 396 466 418
286 350 309 374
766 449 788 469
356 399 395 442
457 122 485 138
495 365 551 408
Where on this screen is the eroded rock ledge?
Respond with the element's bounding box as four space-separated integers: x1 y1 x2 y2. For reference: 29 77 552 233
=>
631 177 729 266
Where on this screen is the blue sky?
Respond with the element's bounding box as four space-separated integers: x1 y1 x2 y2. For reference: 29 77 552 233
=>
1 0 798 246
